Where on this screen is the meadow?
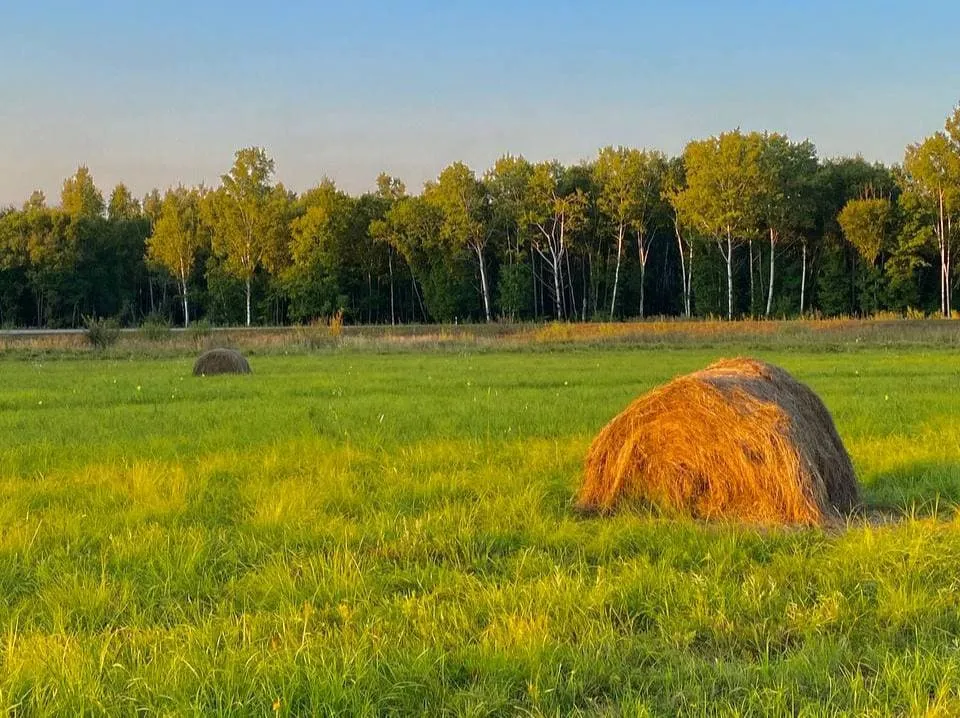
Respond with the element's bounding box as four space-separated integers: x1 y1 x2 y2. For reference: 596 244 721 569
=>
2 339 960 715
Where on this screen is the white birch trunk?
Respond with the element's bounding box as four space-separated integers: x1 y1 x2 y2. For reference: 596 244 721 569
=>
178 255 190 327
674 222 688 317
245 277 251 327
765 228 775 318
721 231 734 320
388 250 395 325
609 223 624 320
800 241 807 316
476 245 492 322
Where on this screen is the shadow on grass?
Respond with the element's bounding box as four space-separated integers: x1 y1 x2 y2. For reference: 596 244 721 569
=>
857 460 960 521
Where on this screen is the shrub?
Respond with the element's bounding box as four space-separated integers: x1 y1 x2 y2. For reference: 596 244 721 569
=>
187 319 213 346
139 315 172 342
295 318 330 350
329 309 344 342
83 316 122 350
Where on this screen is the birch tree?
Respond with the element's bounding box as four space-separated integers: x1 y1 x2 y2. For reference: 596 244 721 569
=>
425 163 494 322
903 131 960 316
628 151 667 319
758 134 818 317
204 147 287 326
522 162 587 319
369 196 442 322
594 147 635 319
673 131 763 319
147 186 205 326
664 157 694 317
373 174 407 325
485 155 533 320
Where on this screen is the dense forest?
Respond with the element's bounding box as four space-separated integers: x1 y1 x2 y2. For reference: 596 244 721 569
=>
2 105 959 328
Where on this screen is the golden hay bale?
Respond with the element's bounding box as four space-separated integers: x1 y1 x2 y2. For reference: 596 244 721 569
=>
192 347 251 377
578 357 859 525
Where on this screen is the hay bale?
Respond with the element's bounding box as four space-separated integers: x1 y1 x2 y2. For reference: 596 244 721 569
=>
578 358 859 525
192 347 251 377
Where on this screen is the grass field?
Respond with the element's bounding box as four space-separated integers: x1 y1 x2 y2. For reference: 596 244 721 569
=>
2 345 960 715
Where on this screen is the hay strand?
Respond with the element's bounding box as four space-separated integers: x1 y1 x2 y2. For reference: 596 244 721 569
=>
578 357 859 525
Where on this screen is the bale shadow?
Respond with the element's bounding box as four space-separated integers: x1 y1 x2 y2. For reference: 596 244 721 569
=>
855 460 960 523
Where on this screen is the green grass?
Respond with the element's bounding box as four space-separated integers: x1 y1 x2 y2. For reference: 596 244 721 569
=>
2 348 960 715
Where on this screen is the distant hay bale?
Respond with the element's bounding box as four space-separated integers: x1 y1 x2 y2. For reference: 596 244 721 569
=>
192 348 251 377
578 358 859 525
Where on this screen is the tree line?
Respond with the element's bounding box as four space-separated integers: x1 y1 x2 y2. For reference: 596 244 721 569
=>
2 106 959 328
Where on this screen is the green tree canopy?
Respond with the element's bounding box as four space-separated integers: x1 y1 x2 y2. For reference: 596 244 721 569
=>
203 147 289 325
673 131 764 319
60 166 104 219
147 186 206 326
108 184 141 221
424 162 494 322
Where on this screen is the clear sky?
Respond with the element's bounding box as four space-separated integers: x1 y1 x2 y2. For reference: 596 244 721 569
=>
2 0 958 206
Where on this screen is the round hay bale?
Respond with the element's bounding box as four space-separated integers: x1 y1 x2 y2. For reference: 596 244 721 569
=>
578 357 859 525
192 347 251 377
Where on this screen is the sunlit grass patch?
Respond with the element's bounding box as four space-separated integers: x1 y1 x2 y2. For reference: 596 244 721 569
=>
2 348 960 713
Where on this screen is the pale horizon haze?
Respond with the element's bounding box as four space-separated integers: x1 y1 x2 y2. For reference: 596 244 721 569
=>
2 0 958 206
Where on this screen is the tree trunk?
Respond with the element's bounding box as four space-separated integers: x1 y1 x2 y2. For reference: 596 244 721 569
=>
609 223 624 320
552 254 564 319
476 245 492 322
179 258 190 327
947 212 953 316
245 276 251 327
565 250 576 320
687 242 694 318
938 189 946 316
675 223 688 318
592 238 603 317
581 256 588 321
725 231 734 320
366 272 372 324
410 268 427 323
637 230 650 319
748 239 755 316
388 250 396 325
765 228 775 318
181 276 190 327
530 245 538 320
800 241 807 316
639 263 646 319
942 244 947 317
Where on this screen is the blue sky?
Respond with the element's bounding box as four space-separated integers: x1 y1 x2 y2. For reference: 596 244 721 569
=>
2 1 958 205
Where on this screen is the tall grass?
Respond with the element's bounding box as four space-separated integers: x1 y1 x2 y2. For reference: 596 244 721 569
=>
1 349 959 714
4 318 960 359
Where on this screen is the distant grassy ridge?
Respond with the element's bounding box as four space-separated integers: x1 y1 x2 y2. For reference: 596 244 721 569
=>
3 318 960 358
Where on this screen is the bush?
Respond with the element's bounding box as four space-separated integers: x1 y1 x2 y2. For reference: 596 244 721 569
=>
139 315 172 342
295 311 345 350
188 319 213 345
329 309 344 342
295 318 330 350
83 316 122 350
